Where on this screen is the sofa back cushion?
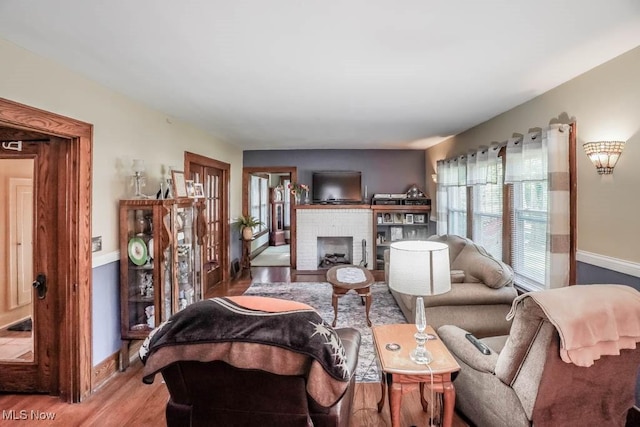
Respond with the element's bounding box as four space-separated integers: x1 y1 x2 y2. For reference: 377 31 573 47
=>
428 234 514 289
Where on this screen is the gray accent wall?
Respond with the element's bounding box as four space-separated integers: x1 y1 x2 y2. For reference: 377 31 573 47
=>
243 149 427 201
92 261 121 366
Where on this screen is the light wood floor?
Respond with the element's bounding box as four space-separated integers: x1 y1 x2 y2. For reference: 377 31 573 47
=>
0 266 470 427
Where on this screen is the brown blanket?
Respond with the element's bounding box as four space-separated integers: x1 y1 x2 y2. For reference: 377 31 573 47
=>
140 296 352 407
507 284 640 366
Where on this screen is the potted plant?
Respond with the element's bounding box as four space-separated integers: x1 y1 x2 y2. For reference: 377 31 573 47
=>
234 214 264 240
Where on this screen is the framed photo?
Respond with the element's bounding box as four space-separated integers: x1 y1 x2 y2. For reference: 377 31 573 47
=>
393 213 403 224
382 213 393 224
405 213 414 224
171 170 187 198
377 214 383 224
414 214 426 224
185 180 196 198
390 226 403 241
193 182 205 199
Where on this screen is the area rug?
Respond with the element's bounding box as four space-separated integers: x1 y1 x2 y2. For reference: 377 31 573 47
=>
250 245 291 267
244 281 407 382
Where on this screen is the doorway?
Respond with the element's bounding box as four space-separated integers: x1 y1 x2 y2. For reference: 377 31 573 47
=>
242 167 297 269
0 98 93 402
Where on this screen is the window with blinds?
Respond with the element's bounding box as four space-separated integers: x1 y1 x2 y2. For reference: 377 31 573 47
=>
472 163 503 260
447 185 467 237
250 175 268 233
511 180 548 290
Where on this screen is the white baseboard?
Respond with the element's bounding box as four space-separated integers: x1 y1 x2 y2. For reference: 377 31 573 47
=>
576 250 640 278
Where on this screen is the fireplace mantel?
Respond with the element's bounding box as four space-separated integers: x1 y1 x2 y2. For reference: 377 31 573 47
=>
294 204 371 210
296 208 373 271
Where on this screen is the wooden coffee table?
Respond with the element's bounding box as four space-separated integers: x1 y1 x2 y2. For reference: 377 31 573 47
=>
326 265 374 327
372 324 460 427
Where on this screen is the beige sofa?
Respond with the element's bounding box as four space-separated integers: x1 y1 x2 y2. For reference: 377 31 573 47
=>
385 234 517 337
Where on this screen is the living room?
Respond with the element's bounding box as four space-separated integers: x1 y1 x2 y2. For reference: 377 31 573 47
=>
1 2 640 425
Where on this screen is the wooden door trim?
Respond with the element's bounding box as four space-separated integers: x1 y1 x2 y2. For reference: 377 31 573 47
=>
0 97 93 402
242 167 297 268
184 151 230 284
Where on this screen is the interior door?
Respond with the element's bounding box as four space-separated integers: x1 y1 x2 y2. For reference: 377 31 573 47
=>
185 152 230 296
0 138 59 393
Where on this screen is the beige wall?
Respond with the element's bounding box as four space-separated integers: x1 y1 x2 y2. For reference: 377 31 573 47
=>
0 38 244 258
426 46 640 264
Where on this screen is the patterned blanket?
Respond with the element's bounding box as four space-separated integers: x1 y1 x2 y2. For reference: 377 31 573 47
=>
140 296 352 407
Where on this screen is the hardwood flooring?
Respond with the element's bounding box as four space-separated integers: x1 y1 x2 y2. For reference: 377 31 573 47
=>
0 266 470 426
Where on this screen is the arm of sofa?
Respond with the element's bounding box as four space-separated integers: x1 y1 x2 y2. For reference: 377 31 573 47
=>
437 325 499 374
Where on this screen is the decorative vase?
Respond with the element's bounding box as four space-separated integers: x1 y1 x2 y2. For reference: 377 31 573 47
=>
242 226 254 240
294 192 301 205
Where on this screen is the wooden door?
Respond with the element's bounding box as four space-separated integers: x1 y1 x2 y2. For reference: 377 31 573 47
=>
0 140 59 393
185 152 230 296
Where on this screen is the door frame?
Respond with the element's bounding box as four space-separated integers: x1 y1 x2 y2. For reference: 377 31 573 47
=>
242 167 297 268
0 98 92 402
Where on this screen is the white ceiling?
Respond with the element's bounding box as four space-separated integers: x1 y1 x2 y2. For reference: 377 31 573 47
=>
1 1 639 150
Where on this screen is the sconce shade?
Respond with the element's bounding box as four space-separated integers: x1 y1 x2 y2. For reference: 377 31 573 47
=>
388 241 451 296
583 141 625 175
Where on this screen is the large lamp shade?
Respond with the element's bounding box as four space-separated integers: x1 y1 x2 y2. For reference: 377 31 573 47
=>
388 241 451 296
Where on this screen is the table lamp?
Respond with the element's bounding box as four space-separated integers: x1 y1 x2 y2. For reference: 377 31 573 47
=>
388 240 451 364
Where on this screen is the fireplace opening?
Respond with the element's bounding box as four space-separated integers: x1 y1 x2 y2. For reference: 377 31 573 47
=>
317 237 353 269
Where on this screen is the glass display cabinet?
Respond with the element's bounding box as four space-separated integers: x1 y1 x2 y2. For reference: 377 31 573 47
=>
119 198 204 368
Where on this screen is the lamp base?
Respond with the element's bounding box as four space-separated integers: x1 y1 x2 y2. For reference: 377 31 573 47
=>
410 347 433 364
411 331 433 364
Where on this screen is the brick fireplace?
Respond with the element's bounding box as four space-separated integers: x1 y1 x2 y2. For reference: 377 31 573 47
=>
317 236 353 269
296 208 373 271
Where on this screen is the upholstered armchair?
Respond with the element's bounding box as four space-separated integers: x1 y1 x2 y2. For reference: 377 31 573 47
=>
385 234 517 337
438 285 640 427
140 296 361 427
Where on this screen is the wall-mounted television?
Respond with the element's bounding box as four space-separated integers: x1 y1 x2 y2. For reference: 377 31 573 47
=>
312 171 362 204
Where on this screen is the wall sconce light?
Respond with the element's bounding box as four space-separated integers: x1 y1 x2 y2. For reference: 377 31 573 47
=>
431 174 437 183
582 141 625 175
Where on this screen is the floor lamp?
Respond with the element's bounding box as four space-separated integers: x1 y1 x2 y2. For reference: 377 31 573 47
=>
388 240 451 364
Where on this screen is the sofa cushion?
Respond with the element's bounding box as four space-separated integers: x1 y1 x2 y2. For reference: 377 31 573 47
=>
428 234 467 261
451 241 514 289
450 270 466 283
395 282 518 308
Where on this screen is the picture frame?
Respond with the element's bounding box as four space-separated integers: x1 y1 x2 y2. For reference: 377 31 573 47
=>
193 182 205 199
382 213 393 224
390 226 403 241
185 180 196 198
171 170 187 198
414 214 426 224
377 214 383 224
405 213 414 224
393 213 403 224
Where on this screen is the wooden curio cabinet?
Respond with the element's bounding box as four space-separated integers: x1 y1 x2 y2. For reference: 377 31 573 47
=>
119 198 205 366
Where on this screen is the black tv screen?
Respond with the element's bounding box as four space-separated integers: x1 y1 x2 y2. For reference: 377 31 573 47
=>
312 171 362 204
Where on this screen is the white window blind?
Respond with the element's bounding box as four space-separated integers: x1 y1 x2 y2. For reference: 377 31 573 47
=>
511 181 548 290
472 161 503 260
250 175 268 233
505 131 548 291
442 155 467 237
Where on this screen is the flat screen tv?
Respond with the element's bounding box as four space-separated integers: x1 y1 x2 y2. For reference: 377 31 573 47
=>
312 171 362 204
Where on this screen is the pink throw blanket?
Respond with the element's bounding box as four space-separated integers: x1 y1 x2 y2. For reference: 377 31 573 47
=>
507 285 640 367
